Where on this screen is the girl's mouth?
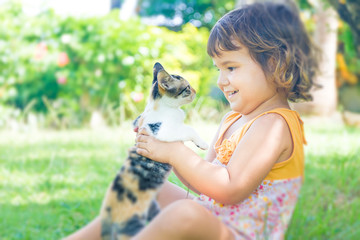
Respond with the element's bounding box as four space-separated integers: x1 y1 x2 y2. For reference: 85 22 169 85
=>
228 90 239 97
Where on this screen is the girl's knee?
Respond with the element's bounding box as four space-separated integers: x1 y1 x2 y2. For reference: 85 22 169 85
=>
164 199 206 232
168 199 203 216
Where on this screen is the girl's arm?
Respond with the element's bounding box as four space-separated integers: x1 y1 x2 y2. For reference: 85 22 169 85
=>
136 113 292 205
171 168 199 194
169 112 231 194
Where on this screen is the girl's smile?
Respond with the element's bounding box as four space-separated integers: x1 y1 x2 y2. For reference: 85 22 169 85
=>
226 90 239 98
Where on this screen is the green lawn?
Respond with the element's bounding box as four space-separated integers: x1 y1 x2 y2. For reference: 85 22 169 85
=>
0 120 359 239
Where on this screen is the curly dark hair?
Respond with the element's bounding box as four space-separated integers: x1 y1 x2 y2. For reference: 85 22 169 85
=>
207 2 320 102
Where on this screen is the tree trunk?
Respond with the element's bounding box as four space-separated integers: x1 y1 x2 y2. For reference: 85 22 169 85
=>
293 2 338 116
119 0 138 20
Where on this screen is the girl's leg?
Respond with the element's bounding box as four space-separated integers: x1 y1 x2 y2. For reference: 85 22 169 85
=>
63 180 189 240
133 199 235 240
157 180 194 209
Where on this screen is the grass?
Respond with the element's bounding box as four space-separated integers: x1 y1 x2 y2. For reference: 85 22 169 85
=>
286 121 360 239
0 120 359 239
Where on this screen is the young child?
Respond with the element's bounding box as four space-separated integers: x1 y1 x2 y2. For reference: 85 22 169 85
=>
64 2 319 240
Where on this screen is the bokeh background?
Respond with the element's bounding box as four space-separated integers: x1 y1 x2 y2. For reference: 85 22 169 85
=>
1 0 359 239
0 0 359 129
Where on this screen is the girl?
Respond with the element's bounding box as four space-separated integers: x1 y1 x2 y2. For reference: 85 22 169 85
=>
65 2 319 240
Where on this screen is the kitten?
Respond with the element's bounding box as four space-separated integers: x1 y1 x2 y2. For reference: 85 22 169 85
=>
100 62 208 240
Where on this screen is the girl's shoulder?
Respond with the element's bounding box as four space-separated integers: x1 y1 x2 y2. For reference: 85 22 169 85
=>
250 108 302 130
222 111 241 122
249 108 305 143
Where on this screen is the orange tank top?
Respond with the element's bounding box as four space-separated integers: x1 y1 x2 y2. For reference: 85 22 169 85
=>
214 108 307 180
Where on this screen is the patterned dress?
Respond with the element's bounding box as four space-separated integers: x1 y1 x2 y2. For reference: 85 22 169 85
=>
194 108 307 239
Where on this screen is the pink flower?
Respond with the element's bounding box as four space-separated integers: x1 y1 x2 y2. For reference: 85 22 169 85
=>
131 92 144 102
57 76 67 85
34 42 48 60
57 52 70 67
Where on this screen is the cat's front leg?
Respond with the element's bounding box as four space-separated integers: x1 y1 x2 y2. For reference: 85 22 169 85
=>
189 132 209 150
132 115 142 132
178 125 208 150
157 125 208 150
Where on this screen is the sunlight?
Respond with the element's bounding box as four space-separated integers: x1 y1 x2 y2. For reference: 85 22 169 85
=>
21 0 111 17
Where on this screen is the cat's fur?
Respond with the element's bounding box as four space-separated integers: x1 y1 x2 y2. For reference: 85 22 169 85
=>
100 62 208 240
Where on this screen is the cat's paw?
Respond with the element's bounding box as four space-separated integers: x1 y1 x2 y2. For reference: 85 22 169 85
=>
195 140 209 150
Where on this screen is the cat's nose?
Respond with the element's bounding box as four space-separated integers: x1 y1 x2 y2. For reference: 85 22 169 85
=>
153 62 164 73
191 93 196 101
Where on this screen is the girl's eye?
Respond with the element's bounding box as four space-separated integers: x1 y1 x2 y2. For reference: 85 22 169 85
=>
228 67 235 71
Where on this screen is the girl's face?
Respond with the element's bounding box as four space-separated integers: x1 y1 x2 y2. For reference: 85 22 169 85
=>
213 45 278 115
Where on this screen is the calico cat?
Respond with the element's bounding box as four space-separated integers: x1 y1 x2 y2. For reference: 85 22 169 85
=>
100 62 208 240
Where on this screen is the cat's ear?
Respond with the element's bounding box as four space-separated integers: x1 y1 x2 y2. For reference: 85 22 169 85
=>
158 71 176 92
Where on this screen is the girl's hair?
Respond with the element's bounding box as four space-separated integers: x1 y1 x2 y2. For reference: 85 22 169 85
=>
207 2 320 102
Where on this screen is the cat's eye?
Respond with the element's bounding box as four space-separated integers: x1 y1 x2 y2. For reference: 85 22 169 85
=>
184 86 191 95
177 85 191 97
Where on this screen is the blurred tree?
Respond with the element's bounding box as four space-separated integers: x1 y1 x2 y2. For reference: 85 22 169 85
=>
109 0 234 30
138 0 234 29
327 0 360 56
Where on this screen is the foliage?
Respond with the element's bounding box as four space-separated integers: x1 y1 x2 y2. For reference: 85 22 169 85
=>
336 21 360 87
335 20 360 112
0 122 359 239
138 0 234 29
327 0 360 56
0 2 218 127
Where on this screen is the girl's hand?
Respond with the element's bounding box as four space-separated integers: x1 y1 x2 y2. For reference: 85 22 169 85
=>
135 128 184 164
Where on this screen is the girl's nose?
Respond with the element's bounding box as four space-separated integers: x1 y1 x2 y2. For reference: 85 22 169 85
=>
217 72 229 87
